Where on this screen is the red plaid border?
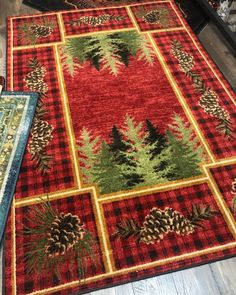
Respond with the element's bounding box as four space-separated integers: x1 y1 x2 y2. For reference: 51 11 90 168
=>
4 194 105 294
12 14 62 47
210 163 236 216
151 30 236 160
12 47 75 199
62 7 133 36
103 183 234 269
130 2 183 32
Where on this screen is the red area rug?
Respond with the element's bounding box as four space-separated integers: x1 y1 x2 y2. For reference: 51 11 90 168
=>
5 1 236 294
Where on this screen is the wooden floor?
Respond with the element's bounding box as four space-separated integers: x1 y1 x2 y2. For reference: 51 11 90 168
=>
0 1 236 294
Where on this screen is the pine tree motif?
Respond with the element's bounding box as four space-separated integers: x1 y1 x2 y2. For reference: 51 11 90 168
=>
114 204 216 244
45 212 85 258
109 125 142 187
77 128 101 183
91 141 127 194
166 113 205 179
171 39 234 139
120 115 175 187
67 14 125 27
24 58 54 174
145 119 167 157
61 31 154 76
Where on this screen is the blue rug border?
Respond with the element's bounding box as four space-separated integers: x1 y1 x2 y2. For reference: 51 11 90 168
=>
0 91 38 245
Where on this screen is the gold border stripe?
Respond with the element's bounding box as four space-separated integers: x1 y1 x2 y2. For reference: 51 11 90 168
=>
54 46 82 188
10 18 14 90
99 176 208 203
64 27 135 39
204 157 236 168
125 6 140 32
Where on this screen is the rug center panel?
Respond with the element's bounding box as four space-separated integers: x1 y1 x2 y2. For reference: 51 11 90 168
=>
60 32 206 195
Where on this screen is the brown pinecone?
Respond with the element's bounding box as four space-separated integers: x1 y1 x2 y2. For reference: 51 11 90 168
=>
139 208 170 244
172 49 194 73
199 89 229 121
165 208 195 235
45 212 85 258
142 10 161 24
24 66 48 94
30 24 53 38
28 119 53 154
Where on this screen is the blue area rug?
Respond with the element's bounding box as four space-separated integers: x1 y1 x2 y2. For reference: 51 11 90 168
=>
0 91 38 243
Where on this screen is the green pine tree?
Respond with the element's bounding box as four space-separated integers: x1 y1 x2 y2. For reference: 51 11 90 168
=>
109 125 129 164
120 115 175 187
92 141 127 194
61 30 154 76
109 125 142 187
77 128 101 183
166 114 205 179
145 119 167 156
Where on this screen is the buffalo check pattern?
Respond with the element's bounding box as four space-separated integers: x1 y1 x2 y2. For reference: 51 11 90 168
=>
5 0 236 294
12 47 75 199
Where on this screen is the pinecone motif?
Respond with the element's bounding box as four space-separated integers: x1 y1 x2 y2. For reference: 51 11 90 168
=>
71 14 123 26
139 208 170 244
171 48 194 73
114 204 216 244
142 10 161 24
28 119 53 154
199 89 229 121
165 208 195 235
24 65 48 94
45 212 85 258
29 24 53 38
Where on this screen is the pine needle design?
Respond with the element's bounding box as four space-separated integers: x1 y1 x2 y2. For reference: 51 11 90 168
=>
19 18 55 45
24 199 98 279
114 204 217 244
24 58 54 174
66 14 125 27
171 39 234 139
61 31 154 76
231 178 236 213
136 6 171 27
77 113 205 195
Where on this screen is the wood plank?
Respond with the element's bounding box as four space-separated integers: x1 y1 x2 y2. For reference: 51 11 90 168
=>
198 22 236 90
132 274 177 295
209 258 236 294
172 264 221 295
